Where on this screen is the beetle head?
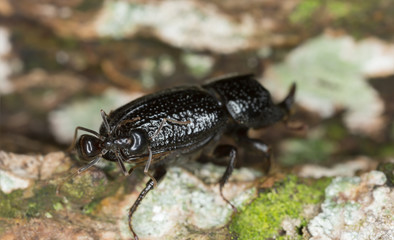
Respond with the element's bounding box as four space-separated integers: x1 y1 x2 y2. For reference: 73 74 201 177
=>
76 134 104 161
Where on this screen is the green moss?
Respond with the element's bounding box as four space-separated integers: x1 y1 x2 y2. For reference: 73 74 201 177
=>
76 0 104 11
378 145 394 159
390 124 394 139
0 190 24 218
289 0 320 24
82 198 102 214
230 176 331 240
326 2 352 19
25 185 61 217
59 171 108 205
0 185 62 219
53 202 64 211
290 0 394 39
290 0 361 24
326 122 347 141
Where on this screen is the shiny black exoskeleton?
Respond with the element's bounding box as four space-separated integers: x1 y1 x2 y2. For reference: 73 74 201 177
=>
68 74 296 240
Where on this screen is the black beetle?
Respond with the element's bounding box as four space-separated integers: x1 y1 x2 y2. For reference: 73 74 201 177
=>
66 74 296 239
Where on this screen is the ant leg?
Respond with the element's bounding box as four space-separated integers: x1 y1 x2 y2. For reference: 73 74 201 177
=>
67 126 100 152
143 146 158 188
150 118 191 140
128 166 166 240
212 144 238 212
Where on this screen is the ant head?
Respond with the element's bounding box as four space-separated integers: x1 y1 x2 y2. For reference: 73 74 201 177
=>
76 134 103 161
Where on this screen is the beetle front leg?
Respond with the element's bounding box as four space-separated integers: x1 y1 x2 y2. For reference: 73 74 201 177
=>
128 166 167 240
241 138 271 174
115 151 128 175
212 144 238 212
143 146 158 188
236 129 271 174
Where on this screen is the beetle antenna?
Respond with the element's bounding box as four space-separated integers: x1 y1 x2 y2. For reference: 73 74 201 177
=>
100 109 111 134
67 126 101 152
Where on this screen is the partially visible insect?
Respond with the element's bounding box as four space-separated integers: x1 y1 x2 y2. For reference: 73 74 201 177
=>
64 74 297 240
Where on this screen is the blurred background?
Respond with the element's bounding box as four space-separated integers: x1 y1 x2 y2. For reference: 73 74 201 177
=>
0 1 394 239
1 0 393 168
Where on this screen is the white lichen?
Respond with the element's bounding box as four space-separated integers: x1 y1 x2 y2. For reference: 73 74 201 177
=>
127 163 258 239
0 26 13 94
0 151 70 193
95 1 255 53
264 34 390 136
308 171 393 240
281 217 302 238
0 169 30 194
298 156 376 178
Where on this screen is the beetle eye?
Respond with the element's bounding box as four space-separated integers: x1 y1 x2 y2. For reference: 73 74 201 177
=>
77 134 102 160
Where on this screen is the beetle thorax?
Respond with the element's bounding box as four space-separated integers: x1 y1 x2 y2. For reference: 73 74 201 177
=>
102 128 149 158
103 137 131 151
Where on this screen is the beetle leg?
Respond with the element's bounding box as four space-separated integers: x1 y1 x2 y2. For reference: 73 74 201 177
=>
234 128 271 174
115 117 141 130
165 118 191 125
212 144 238 212
127 162 146 175
115 150 128 175
143 146 158 188
243 138 271 174
150 118 190 140
128 166 167 240
283 119 307 132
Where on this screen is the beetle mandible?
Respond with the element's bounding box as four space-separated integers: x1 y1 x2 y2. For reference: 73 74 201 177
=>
66 74 296 240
